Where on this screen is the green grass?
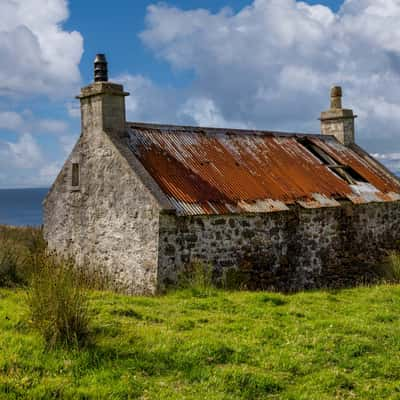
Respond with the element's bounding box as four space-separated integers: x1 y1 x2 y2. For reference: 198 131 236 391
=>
1 286 400 399
2 225 400 398
0 226 45 287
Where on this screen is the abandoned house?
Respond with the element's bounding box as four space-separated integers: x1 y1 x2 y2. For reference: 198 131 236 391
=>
43 54 400 294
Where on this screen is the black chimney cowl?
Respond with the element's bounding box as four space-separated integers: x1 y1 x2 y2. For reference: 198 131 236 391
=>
94 54 108 82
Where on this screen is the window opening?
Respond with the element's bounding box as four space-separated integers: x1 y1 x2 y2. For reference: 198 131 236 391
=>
72 163 80 187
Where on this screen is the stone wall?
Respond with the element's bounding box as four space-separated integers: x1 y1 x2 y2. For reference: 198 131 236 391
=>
43 129 161 295
158 201 400 291
321 116 355 146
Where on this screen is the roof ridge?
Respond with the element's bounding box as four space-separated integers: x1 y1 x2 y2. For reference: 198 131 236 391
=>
126 121 325 138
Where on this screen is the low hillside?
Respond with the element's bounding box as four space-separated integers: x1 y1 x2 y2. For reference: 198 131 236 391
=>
1 285 400 399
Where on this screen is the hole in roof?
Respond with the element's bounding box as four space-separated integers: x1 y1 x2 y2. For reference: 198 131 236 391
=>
297 138 368 185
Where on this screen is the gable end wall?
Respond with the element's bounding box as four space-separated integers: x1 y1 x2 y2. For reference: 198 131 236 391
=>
43 129 161 294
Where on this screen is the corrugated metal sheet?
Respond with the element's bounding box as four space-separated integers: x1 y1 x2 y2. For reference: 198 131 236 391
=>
125 123 400 215
297 193 341 209
308 137 400 204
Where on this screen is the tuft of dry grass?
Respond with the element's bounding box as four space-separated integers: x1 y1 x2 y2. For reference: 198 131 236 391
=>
178 260 216 297
0 226 92 348
383 251 400 283
74 264 116 292
27 254 91 348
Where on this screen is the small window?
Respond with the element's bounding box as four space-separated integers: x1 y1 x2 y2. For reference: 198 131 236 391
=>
71 163 80 187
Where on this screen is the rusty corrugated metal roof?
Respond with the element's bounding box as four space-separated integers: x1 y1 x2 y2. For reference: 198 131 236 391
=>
124 122 400 215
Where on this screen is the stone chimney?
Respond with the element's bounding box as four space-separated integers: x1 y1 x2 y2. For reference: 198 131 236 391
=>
77 54 129 134
320 86 356 146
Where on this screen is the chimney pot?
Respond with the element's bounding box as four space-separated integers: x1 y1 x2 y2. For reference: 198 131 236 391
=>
94 53 108 82
77 54 129 135
330 86 342 109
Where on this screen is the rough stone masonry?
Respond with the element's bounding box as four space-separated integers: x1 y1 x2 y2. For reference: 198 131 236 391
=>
158 202 400 292
44 55 400 294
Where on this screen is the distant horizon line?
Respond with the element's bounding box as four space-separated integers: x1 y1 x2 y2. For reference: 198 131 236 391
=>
0 187 49 191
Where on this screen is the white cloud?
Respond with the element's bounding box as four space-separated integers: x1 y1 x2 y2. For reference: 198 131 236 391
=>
0 0 81 188
117 74 181 124
0 109 69 135
66 101 80 118
37 119 68 135
39 162 62 183
179 97 249 128
0 111 24 131
0 133 42 169
0 132 68 188
60 134 78 157
136 0 400 155
373 153 400 161
119 74 250 128
0 0 83 98
372 152 400 176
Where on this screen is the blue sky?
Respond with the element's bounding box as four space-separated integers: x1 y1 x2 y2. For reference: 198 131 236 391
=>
1 0 400 188
66 0 342 85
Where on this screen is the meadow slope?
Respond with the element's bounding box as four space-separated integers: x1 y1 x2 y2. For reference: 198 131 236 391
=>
1 286 400 399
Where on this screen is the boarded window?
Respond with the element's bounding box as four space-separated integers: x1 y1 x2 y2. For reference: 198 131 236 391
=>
72 163 80 187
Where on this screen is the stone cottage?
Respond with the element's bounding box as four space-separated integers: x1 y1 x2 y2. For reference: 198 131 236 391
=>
44 54 400 294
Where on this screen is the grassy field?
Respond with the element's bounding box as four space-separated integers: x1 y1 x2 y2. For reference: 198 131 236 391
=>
1 285 400 399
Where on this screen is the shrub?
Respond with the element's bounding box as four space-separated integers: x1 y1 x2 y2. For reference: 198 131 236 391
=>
27 254 90 348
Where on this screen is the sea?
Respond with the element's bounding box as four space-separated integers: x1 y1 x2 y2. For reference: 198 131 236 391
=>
0 188 48 227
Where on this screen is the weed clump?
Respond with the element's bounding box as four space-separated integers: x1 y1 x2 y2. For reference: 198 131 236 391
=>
0 226 107 348
27 254 90 348
178 261 216 296
383 251 400 283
